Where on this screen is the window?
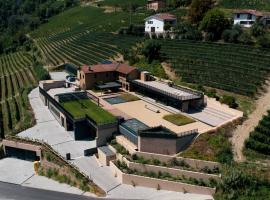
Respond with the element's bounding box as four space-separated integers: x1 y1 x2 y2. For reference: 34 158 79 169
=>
237 14 240 18
247 14 252 20
106 73 109 77
240 21 248 25
94 74 97 78
148 21 153 24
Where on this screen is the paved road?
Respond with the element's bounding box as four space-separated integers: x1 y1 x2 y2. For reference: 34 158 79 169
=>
0 182 115 200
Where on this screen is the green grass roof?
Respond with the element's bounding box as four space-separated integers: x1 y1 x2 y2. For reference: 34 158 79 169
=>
61 99 116 125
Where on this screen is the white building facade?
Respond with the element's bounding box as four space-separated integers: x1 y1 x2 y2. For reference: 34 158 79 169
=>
233 10 262 28
145 13 177 35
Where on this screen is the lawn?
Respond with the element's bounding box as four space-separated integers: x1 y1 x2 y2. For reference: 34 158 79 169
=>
163 114 195 126
120 93 140 102
61 99 116 125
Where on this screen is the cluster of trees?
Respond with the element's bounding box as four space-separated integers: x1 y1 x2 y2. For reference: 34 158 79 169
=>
0 0 77 53
161 0 270 47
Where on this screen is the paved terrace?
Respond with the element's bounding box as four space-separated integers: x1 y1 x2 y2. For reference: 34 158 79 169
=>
18 87 213 200
133 80 201 100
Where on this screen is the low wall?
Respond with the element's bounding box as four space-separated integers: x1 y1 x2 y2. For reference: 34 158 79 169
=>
136 151 220 170
128 162 220 182
109 161 123 183
109 161 215 196
122 173 216 195
2 139 42 157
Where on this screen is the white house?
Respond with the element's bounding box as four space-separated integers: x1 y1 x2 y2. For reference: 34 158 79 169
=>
233 10 262 28
145 13 177 35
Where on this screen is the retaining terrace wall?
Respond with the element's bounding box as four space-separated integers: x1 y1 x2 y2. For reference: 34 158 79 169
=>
122 173 216 195
135 151 220 170
127 162 220 182
109 161 216 196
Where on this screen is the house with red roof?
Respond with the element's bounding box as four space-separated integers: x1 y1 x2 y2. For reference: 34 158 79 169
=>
78 63 139 91
145 13 177 35
147 0 166 11
233 9 263 28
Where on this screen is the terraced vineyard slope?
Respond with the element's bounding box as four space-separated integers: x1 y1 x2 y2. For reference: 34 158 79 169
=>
160 40 270 96
245 110 270 157
35 32 142 67
0 52 37 137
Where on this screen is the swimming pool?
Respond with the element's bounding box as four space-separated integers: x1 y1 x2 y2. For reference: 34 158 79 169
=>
104 96 126 105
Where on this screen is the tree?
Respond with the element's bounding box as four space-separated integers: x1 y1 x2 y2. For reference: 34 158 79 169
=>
200 8 230 40
175 21 202 40
251 22 266 37
188 0 215 24
141 40 161 63
168 0 192 8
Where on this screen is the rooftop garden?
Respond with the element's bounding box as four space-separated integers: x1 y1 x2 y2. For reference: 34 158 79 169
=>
61 99 116 125
163 114 195 126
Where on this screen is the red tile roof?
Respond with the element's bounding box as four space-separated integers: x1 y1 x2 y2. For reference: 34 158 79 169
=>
146 13 176 21
234 9 263 16
81 63 137 75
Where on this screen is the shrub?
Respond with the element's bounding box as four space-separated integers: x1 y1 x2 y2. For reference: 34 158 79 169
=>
257 34 270 48
220 95 238 108
238 31 254 45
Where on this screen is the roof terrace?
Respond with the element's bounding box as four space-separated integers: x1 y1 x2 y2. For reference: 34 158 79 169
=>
132 80 202 101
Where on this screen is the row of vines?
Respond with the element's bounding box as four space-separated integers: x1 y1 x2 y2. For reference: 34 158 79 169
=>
160 39 270 96
0 51 37 137
245 110 270 155
36 31 142 67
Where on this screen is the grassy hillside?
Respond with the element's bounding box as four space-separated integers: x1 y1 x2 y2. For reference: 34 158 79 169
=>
160 39 270 96
0 52 37 137
218 0 270 11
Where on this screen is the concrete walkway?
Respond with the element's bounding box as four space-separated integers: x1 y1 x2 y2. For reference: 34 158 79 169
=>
0 157 87 195
17 87 213 200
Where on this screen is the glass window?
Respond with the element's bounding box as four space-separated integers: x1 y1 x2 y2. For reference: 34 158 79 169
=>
237 14 240 18
247 14 252 20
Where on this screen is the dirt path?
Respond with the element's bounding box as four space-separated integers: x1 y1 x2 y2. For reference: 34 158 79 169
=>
231 79 270 162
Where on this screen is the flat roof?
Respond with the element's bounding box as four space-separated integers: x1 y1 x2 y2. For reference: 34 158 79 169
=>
47 87 75 98
61 99 117 125
121 118 149 136
133 80 201 101
98 146 115 157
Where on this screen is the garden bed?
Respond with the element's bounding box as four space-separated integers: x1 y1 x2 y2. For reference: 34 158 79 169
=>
163 114 195 126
